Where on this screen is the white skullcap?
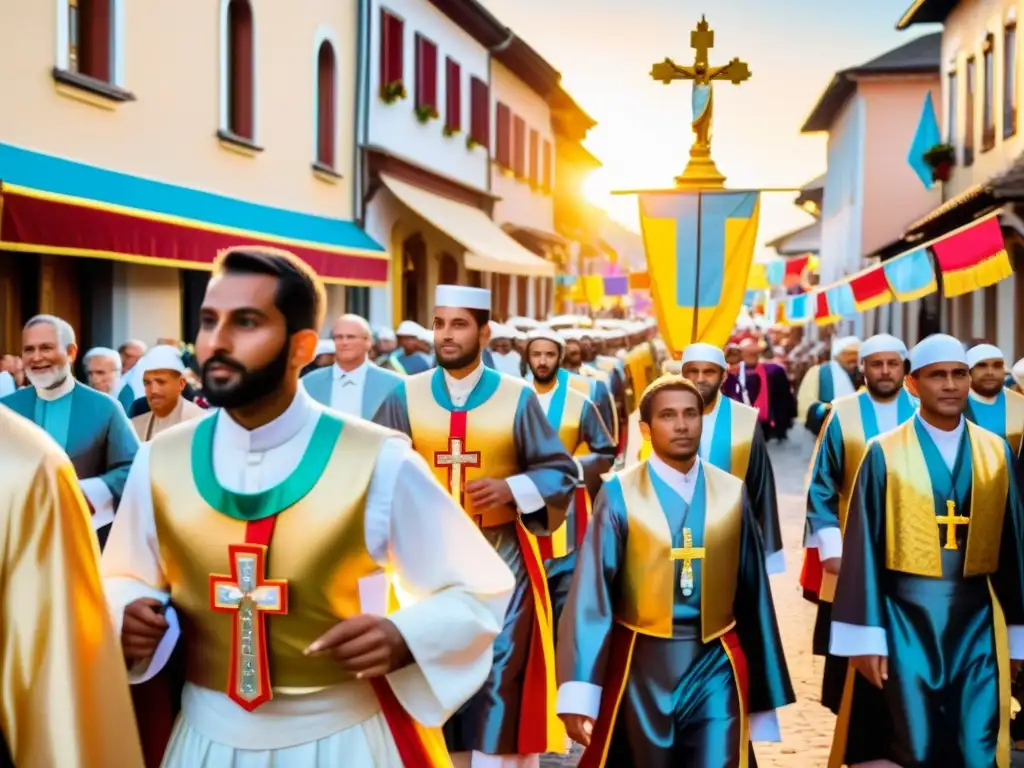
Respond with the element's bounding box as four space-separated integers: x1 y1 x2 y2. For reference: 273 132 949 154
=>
515 330 527 342
909 334 969 373
489 321 514 341
526 327 565 349
966 343 1005 369
1013 358 1024 389
561 328 585 342
315 339 335 356
435 284 491 311
395 320 422 337
140 344 186 375
831 336 861 358
508 316 540 330
376 327 397 342
416 326 434 344
662 359 683 375
858 334 907 363
682 343 727 369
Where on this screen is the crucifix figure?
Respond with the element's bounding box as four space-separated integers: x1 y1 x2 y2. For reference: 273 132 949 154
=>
209 543 289 711
936 499 969 551
671 527 706 597
435 436 481 508
650 16 751 188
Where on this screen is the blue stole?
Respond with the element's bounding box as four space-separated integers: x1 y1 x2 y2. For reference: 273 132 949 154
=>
967 391 1007 440
819 364 835 403
429 366 502 411
543 369 571 431
648 464 707 622
706 397 734 473
858 388 918 439
914 419 972 513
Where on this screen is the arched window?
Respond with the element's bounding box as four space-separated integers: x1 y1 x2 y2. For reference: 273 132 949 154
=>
316 40 337 168
221 0 255 141
58 0 126 87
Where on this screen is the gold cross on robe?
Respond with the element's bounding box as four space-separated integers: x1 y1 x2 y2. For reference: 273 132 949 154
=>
434 436 481 508
671 527 705 597
936 499 969 551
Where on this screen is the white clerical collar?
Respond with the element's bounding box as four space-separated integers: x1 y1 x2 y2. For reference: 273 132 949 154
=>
218 386 317 453
969 390 999 405
648 453 702 501
915 412 965 445
36 373 75 402
333 359 369 384
444 361 485 397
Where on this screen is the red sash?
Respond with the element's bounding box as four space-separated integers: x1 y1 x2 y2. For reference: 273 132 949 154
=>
750 365 770 424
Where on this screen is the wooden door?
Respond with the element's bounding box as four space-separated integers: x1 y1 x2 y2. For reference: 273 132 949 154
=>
401 234 426 325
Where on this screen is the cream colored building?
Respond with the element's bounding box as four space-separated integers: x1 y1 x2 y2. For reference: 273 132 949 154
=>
0 0 381 355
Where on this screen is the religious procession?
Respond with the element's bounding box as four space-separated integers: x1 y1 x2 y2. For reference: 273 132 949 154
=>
4 1 1024 767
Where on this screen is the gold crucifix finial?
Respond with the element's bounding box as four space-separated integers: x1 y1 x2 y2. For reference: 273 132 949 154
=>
649 17 751 189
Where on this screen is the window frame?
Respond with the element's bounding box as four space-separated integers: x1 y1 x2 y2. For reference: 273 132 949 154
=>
444 56 461 134
1005 22 1018 139
495 102 512 168
53 0 133 102
965 55 976 166
414 33 438 114
313 28 340 172
379 8 405 97
982 34 995 152
469 77 490 150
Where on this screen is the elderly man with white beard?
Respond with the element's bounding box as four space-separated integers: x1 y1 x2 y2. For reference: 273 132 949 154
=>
0 314 139 549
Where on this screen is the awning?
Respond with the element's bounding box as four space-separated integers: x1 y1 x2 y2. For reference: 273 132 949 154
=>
0 142 387 285
380 174 555 278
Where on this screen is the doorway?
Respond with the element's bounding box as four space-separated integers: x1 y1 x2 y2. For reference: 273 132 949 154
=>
401 234 426 324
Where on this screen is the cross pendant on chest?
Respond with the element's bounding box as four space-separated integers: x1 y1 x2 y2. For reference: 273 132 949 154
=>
936 499 969 551
434 436 481 507
671 527 705 597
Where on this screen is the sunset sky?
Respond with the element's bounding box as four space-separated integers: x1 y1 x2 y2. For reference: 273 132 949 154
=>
478 0 938 257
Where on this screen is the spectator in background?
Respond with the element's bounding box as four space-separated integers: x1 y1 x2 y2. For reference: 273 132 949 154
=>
130 345 205 441
84 346 136 411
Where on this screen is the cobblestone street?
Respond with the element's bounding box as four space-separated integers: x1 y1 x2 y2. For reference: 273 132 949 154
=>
542 429 831 767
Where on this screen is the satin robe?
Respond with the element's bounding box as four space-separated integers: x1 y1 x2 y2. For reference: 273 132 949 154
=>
0 408 144 767
966 387 1024 457
829 420 1024 768
558 463 794 767
373 368 576 756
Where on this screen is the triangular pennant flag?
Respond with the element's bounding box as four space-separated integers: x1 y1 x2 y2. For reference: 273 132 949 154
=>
907 92 941 190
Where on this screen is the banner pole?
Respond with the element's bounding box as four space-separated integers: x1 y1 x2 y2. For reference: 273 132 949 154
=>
692 190 702 345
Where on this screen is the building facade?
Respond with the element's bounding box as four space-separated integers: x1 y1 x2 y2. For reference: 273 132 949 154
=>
0 0 383 355
802 33 942 339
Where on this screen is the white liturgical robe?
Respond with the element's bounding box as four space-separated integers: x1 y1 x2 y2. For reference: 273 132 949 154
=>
101 388 515 767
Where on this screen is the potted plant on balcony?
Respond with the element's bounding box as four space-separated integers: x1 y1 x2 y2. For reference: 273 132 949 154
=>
922 143 956 182
414 104 439 124
380 80 407 104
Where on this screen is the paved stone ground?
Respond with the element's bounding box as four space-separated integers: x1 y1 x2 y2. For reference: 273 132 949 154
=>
541 429 832 767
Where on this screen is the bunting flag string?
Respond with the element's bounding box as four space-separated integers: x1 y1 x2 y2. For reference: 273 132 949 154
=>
929 213 1013 297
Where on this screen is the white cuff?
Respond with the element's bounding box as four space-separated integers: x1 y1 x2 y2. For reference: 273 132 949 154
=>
556 681 603 720
571 457 585 483
1009 626 1024 660
749 710 781 742
830 622 887 657
807 527 843 560
129 605 180 684
764 549 786 576
80 477 115 530
505 474 545 515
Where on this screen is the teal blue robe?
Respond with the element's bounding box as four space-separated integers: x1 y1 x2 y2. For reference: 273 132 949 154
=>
831 420 1024 767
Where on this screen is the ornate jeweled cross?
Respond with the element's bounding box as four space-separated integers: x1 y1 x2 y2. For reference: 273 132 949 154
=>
649 16 751 189
671 528 706 597
936 499 969 551
209 543 289 711
434 436 481 506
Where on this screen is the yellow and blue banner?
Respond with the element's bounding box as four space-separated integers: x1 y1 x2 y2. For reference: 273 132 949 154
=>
638 190 761 356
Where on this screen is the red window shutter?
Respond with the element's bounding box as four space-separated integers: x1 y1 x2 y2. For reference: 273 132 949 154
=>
415 35 437 111
496 102 511 167
516 277 528 316
470 78 490 149
542 139 553 191
317 42 336 167
380 10 404 91
528 130 540 188
445 58 461 132
228 0 254 139
79 0 111 81
512 115 526 178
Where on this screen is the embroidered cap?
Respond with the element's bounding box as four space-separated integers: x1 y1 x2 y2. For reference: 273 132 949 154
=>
858 334 907 363
966 343 1005 369
908 334 969 373
682 342 727 369
435 284 491 311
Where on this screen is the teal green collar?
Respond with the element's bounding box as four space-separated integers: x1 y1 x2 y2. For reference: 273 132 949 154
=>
430 365 501 411
191 411 344 521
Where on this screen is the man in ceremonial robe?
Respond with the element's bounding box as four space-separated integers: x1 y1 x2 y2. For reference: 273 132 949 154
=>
722 337 795 442
525 327 616 558
102 249 513 768
965 342 1024 456
1 314 139 549
302 313 403 419
131 345 205 442
563 331 619 445
374 285 577 768
795 335 859 437
584 331 627 439
556 376 795 767
85 346 137 411
798 334 917 719
0 407 145 768
386 320 433 375
828 334 1024 768
681 343 785 575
